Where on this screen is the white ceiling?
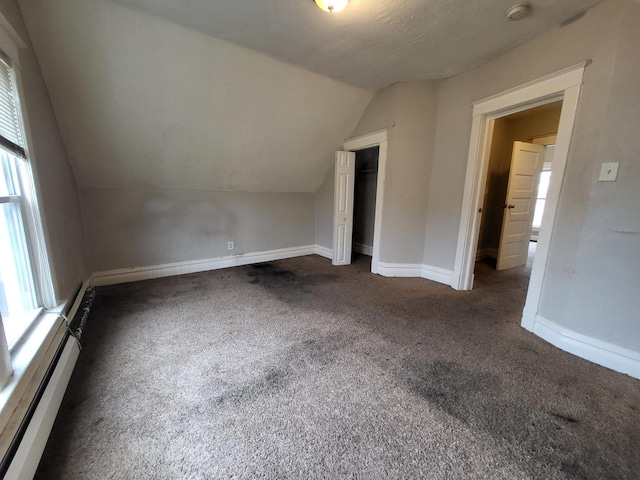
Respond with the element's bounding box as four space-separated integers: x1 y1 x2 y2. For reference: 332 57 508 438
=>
107 0 602 89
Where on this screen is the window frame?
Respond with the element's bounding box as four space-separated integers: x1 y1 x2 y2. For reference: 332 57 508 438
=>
0 52 55 352
0 15 76 473
0 158 43 350
0 9 62 378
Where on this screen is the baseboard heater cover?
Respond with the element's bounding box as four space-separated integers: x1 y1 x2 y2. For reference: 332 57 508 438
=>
0 286 94 479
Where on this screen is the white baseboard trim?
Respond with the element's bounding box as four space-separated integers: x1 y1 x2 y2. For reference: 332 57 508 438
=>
5 337 80 480
421 264 454 285
520 306 537 331
93 245 457 287
376 261 453 286
92 245 317 286
376 262 423 277
529 315 640 380
313 250 455 287
314 244 333 260
353 242 373 256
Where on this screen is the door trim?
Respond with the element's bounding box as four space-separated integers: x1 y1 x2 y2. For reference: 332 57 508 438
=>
342 129 388 274
450 62 587 332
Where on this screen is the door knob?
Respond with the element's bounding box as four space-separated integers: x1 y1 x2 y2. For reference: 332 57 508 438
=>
504 204 516 209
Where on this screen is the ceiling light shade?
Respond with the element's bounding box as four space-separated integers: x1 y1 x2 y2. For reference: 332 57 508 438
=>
314 0 349 13
507 4 531 21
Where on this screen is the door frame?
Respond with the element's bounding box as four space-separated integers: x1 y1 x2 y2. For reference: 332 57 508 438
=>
341 129 388 274
451 62 587 331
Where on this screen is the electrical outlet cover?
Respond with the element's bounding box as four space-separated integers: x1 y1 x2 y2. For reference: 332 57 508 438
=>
598 162 619 182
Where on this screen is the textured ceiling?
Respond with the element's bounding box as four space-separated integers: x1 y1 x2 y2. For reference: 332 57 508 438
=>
107 0 602 89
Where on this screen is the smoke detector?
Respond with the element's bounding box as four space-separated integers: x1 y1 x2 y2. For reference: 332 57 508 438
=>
507 3 531 21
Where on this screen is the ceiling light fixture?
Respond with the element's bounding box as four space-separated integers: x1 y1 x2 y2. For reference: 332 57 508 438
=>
314 0 349 13
507 3 532 21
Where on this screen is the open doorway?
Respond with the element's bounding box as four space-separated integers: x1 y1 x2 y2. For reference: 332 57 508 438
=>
352 146 379 267
476 101 562 277
451 63 586 333
332 129 388 274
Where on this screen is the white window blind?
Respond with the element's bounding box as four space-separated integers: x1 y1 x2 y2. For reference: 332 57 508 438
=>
0 55 25 159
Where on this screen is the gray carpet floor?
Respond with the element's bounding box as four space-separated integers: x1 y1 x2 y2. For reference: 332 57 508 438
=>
36 251 640 479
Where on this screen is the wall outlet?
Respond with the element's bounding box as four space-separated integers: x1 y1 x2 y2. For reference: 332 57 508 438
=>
228 241 234 250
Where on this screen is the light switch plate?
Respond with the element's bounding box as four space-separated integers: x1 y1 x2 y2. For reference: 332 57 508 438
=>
599 162 619 182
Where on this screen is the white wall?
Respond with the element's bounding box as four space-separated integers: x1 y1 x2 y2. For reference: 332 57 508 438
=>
18 0 372 193
556 5 640 349
316 81 438 264
19 0 372 271
315 167 334 252
0 0 88 303
81 189 315 271
423 0 640 353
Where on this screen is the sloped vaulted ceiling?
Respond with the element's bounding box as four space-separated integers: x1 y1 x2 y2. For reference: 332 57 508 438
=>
18 0 373 193
18 0 601 194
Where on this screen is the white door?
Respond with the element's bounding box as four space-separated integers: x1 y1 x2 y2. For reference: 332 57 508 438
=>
497 141 545 270
333 151 355 265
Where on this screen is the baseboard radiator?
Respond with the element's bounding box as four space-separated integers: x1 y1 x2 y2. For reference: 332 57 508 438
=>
1 286 95 479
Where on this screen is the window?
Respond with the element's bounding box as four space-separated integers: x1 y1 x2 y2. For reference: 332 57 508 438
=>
0 21 65 469
532 164 552 229
0 53 52 350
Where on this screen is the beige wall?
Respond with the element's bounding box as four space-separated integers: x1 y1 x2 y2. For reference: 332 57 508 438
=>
423 3 622 271
555 3 640 348
478 117 509 255
18 0 372 193
81 189 315 272
315 168 334 251
423 0 640 352
508 107 562 145
319 0 639 356
19 0 372 271
316 81 438 264
0 0 87 303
